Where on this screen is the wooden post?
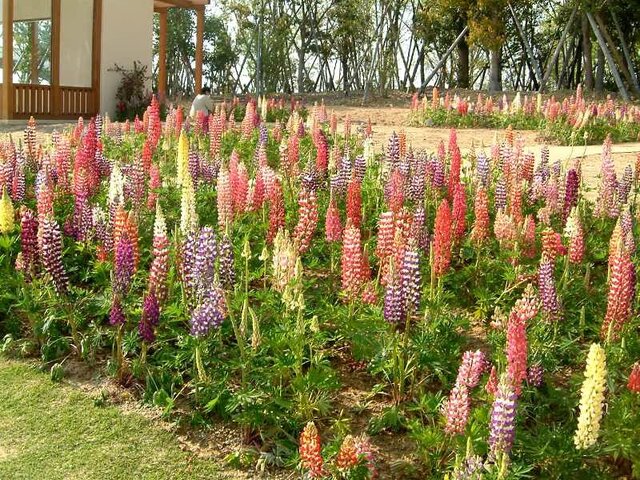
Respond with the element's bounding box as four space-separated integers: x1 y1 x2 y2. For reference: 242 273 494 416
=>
51 0 61 116
2 0 14 119
92 0 102 115
158 9 168 100
539 7 576 92
419 26 469 94
586 12 629 101
195 6 204 93
30 22 38 84
509 3 543 88
611 9 640 93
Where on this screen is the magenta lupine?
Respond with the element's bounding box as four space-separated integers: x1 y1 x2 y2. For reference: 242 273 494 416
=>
139 292 160 343
19 207 39 279
488 379 518 458
190 287 226 336
41 217 69 294
563 169 579 223
442 384 471 435
109 296 126 326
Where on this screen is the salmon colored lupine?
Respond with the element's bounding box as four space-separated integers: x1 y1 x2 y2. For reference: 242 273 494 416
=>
346 177 362 228
341 220 365 301
452 182 466 242
299 422 326 478
325 195 342 242
628 363 640 393
432 200 452 278
470 187 490 246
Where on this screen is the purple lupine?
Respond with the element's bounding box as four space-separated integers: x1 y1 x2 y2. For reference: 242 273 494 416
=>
259 123 268 145
354 155 366 183
495 176 507 211
432 156 445 189
408 160 426 204
188 149 200 188
488 380 518 458
456 350 487 388
618 165 633 205
476 152 490 188
386 132 400 168
337 155 352 194
190 287 226 336
538 255 561 319
181 230 198 301
452 454 484 480
300 162 321 192
195 226 217 293
114 233 135 296
527 363 544 387
41 217 69 294
138 292 160 343
383 277 404 324
563 169 579 223
218 233 236 290
400 248 421 315
19 207 39 279
109 296 126 325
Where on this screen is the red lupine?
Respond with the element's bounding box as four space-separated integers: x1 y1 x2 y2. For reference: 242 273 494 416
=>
451 182 466 242
432 200 452 278
486 365 499 397
448 146 461 199
19 206 39 280
346 177 362 228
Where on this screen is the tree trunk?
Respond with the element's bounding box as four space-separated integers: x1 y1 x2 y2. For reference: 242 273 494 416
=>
582 14 593 90
342 54 349 95
489 47 502 92
457 35 469 89
595 46 604 93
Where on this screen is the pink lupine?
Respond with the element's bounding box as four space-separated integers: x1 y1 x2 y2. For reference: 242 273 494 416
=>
341 220 364 300
442 384 471 435
601 241 635 340
293 187 319 253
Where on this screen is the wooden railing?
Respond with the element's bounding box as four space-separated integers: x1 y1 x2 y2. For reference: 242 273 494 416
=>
10 83 96 119
13 84 52 117
60 86 95 117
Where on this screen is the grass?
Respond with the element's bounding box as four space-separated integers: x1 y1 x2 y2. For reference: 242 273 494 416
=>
0 358 231 480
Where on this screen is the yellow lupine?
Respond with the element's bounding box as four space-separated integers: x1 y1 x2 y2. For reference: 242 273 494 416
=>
574 343 607 449
0 187 15 234
176 130 189 187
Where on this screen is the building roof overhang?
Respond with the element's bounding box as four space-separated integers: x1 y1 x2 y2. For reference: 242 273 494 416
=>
154 0 209 11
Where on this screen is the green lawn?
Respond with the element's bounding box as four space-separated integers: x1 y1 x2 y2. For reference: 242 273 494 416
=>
0 359 231 479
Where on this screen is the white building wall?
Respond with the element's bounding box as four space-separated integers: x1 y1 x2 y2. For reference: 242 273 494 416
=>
100 0 154 117
60 0 93 87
